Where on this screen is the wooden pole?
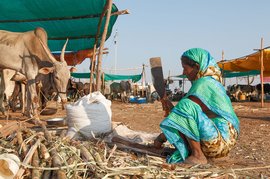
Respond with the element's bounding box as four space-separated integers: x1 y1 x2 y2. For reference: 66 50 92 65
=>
221 50 226 86
260 38 264 108
89 6 107 93
141 64 146 97
102 72 105 94
89 48 96 93
96 0 113 91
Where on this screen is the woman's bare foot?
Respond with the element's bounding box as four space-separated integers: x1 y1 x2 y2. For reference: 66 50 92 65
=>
184 155 207 165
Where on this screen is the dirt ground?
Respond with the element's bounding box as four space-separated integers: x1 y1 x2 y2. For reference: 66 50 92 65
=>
112 101 270 176
1 100 270 178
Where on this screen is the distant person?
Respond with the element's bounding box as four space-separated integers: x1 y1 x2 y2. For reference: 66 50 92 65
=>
154 48 240 164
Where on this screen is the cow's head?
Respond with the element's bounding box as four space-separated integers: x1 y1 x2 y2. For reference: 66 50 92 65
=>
38 39 70 109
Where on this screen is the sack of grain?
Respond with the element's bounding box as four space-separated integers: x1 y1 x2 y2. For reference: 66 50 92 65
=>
66 91 112 139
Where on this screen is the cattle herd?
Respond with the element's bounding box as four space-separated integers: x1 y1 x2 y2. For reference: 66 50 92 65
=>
227 83 270 101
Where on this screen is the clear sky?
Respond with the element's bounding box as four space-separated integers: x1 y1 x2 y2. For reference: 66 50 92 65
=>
77 0 270 90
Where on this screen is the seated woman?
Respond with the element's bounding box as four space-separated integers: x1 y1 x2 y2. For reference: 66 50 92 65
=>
154 48 239 164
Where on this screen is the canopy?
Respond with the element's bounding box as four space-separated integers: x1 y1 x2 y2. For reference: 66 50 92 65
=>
0 0 118 64
71 72 142 83
104 74 142 82
222 70 260 78
172 69 260 79
218 48 270 77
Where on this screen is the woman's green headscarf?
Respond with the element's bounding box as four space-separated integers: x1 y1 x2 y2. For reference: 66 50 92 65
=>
182 48 222 82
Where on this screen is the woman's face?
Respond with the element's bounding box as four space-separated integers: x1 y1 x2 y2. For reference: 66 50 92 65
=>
181 60 199 81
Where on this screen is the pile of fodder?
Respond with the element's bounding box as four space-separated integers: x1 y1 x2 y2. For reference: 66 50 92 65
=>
0 123 269 179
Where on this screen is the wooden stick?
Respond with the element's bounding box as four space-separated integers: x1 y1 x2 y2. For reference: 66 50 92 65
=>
15 139 41 179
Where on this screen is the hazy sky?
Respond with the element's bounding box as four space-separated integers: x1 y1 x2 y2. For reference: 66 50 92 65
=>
77 0 270 90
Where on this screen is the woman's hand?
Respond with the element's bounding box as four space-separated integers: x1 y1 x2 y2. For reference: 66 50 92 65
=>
160 97 174 117
153 133 167 149
153 139 163 149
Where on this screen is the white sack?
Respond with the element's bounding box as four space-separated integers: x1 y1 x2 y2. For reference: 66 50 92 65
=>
66 91 112 139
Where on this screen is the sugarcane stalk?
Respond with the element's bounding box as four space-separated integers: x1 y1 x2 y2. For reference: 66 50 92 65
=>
14 139 41 179
91 149 104 168
16 130 28 157
41 157 52 179
39 143 50 160
41 170 52 179
60 130 67 138
40 123 52 143
31 150 40 179
50 148 66 179
80 145 95 164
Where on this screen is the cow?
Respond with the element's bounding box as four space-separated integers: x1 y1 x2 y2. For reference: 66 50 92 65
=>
255 83 270 99
0 27 70 119
110 81 132 103
227 84 257 101
67 79 84 101
8 81 22 112
4 70 58 113
82 82 96 96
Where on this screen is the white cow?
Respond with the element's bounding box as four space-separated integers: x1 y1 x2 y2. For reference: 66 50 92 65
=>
0 27 70 119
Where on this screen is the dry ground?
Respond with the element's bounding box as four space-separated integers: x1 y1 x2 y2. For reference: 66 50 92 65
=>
0 100 270 178
112 101 270 177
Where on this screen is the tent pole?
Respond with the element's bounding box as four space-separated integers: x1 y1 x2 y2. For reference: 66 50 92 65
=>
89 50 97 93
102 72 105 94
141 64 146 97
89 3 107 93
221 50 226 86
96 0 113 91
260 38 264 108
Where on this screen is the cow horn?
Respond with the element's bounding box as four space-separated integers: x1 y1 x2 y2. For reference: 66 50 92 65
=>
38 38 57 63
60 39 68 62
